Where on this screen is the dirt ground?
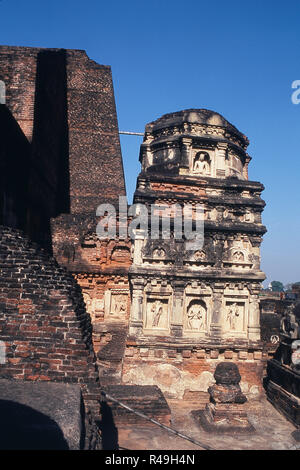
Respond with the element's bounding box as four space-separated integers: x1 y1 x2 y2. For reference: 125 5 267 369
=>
116 395 299 451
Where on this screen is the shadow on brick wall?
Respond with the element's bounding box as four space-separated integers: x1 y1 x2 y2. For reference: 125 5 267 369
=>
0 399 69 450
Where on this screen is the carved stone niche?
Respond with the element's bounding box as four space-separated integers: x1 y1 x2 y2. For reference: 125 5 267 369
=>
222 208 232 220
152 247 167 265
205 207 218 221
93 298 105 320
185 299 207 334
142 239 176 266
191 150 211 176
104 289 128 321
242 210 254 223
83 291 104 322
226 150 244 179
166 146 179 161
223 243 253 270
143 283 172 335
183 285 212 336
83 292 94 318
152 146 180 165
184 249 214 269
184 236 216 269
110 245 131 264
222 288 249 338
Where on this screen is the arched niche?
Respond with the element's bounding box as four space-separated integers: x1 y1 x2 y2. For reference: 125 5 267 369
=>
111 245 131 263
192 151 211 175
186 298 207 331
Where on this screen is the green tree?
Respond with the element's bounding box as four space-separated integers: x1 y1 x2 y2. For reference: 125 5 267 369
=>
271 280 284 292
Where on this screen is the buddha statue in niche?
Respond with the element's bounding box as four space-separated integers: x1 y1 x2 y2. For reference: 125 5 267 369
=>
193 152 210 175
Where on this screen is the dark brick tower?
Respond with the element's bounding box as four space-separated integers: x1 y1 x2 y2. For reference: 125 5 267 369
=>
0 46 126 252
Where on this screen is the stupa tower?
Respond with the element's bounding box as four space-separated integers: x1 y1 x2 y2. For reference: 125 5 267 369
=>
123 109 267 397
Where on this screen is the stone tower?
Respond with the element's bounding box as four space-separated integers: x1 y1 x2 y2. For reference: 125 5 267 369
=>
123 109 267 398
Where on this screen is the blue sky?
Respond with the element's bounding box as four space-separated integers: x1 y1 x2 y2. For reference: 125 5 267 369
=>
1 0 299 286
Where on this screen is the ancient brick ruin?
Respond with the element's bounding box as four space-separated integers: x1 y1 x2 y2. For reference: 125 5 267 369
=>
266 302 300 427
0 227 101 448
51 107 270 401
122 109 267 399
0 227 98 390
0 45 125 251
1 44 298 450
0 45 127 448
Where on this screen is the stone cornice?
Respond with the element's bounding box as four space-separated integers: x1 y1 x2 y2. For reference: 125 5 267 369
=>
128 266 266 282
137 172 264 191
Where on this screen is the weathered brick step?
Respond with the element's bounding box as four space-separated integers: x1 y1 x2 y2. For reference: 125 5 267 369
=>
101 385 171 426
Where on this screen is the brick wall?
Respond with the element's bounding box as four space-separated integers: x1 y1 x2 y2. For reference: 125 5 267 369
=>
0 46 37 140
0 226 100 411
0 105 31 231
0 45 126 252
66 49 126 212
122 344 270 400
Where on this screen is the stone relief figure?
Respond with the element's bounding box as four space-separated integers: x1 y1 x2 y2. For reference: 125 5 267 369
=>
232 250 244 262
291 340 300 372
111 294 127 316
186 301 206 330
280 303 300 339
226 302 240 330
153 248 166 259
210 208 218 221
83 293 94 319
193 152 210 175
114 296 127 316
244 211 253 222
194 250 206 261
151 300 164 327
223 208 229 219
168 148 176 160
276 304 300 371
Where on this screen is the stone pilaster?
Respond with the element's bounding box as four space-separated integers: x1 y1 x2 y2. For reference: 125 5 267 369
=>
210 283 225 338
171 280 185 337
129 278 145 336
243 156 251 180
132 229 146 266
141 144 153 171
248 292 261 341
216 142 228 178
181 137 192 169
